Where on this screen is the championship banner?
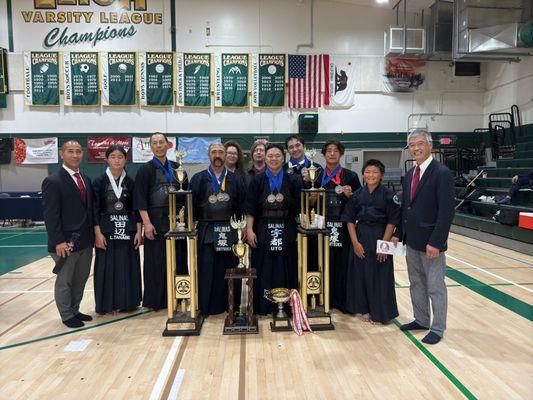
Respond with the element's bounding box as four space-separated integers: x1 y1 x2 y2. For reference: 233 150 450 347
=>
24 52 60 106
14 137 58 164
63 52 99 106
101 52 137 106
87 137 131 163
214 53 249 107
328 56 356 108
252 54 285 108
132 136 176 163
0 48 7 94
139 52 174 106
382 58 425 93
178 137 221 164
176 53 211 107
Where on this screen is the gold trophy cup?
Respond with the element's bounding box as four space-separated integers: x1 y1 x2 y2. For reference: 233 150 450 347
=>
230 216 247 270
264 288 291 319
305 149 318 189
174 148 188 192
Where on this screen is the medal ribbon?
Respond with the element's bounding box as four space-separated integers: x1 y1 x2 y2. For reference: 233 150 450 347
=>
265 168 284 192
208 166 227 193
105 168 126 200
289 156 311 169
321 165 342 187
151 157 173 183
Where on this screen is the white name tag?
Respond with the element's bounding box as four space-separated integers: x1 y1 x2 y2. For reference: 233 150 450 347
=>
376 240 406 256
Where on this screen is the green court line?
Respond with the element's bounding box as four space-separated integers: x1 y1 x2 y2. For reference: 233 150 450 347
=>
395 282 533 289
445 266 533 322
0 310 153 351
393 319 477 400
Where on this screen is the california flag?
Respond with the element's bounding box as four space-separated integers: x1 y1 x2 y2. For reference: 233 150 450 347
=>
328 56 356 108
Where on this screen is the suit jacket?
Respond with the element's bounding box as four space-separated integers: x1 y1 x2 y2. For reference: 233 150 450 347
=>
395 159 455 252
42 167 94 253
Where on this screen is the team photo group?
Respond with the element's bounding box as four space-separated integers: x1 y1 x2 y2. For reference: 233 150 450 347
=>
42 129 455 345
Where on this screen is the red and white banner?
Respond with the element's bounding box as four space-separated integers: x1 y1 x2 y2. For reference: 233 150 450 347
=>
132 136 176 163
14 137 58 164
87 137 131 163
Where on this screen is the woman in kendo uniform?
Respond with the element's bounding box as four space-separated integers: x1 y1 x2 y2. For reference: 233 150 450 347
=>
245 143 302 315
320 140 361 312
93 145 142 314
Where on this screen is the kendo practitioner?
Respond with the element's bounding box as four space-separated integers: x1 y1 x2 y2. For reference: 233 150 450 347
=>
246 143 302 315
190 143 245 316
93 145 142 314
283 134 322 179
320 140 361 312
133 133 186 311
341 159 400 324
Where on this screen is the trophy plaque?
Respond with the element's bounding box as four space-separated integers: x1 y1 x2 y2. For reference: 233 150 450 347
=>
264 288 292 331
163 149 203 336
223 216 258 335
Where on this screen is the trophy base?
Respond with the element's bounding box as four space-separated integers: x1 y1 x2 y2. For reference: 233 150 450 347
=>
306 308 334 331
301 188 326 193
297 226 330 235
163 312 204 336
270 314 293 332
223 314 259 335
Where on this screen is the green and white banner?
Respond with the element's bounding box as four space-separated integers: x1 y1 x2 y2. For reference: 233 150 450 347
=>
101 52 137 106
252 54 286 108
63 52 99 106
139 52 174 106
177 53 211 107
214 53 249 107
24 51 60 106
0 48 7 94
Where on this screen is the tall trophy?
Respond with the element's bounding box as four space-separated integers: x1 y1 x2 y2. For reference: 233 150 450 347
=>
296 148 334 331
264 288 292 332
163 149 203 336
223 216 258 335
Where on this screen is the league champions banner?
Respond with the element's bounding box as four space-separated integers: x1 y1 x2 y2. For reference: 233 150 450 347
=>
139 52 174 106
101 52 137 106
63 52 100 106
87 137 131 163
24 52 60 106
14 137 58 164
176 53 211 107
132 136 176 163
178 137 221 164
252 54 286 108
214 54 249 108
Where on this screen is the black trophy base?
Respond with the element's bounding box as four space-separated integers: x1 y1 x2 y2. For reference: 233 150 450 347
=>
163 312 204 336
223 314 259 335
306 308 334 331
270 314 293 332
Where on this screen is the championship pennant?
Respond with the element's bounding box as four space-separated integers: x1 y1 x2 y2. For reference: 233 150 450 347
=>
139 52 175 106
176 53 211 107
24 51 60 106
63 52 100 106
214 53 249 108
251 54 286 108
101 52 137 106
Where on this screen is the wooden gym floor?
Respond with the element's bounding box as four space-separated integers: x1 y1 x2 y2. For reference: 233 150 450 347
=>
0 226 531 399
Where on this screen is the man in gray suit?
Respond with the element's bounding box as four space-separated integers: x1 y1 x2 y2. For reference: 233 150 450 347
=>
42 141 94 328
392 129 455 344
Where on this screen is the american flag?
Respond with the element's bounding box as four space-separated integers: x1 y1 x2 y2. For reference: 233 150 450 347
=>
288 54 329 109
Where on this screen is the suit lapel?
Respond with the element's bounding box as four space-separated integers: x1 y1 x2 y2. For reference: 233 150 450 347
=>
405 167 413 204
411 159 436 203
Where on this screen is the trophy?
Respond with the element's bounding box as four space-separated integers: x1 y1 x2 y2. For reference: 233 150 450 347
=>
173 148 188 192
304 149 318 190
176 206 186 232
230 216 247 269
264 288 292 331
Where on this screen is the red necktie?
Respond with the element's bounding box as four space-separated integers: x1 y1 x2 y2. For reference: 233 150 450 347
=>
410 166 420 201
73 172 87 203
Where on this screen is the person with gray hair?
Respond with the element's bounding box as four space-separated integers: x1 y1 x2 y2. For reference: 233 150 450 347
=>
392 128 455 344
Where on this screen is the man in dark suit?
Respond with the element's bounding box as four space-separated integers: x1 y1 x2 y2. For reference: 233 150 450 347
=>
42 140 94 328
392 129 455 344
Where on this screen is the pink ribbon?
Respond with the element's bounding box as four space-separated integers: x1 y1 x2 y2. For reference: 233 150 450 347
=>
289 289 313 336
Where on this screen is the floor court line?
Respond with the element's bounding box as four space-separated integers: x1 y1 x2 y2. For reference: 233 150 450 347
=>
449 237 533 267
149 336 183 400
0 245 48 248
447 254 533 294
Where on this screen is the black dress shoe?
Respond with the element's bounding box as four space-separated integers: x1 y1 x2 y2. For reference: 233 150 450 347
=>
400 321 429 331
76 312 93 322
422 331 442 345
63 317 84 328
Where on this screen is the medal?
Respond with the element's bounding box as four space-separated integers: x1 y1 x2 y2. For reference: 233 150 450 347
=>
208 194 218 204
301 167 308 176
217 192 226 202
275 193 284 202
335 185 344 194
114 201 124 211
267 194 276 203
222 193 230 202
